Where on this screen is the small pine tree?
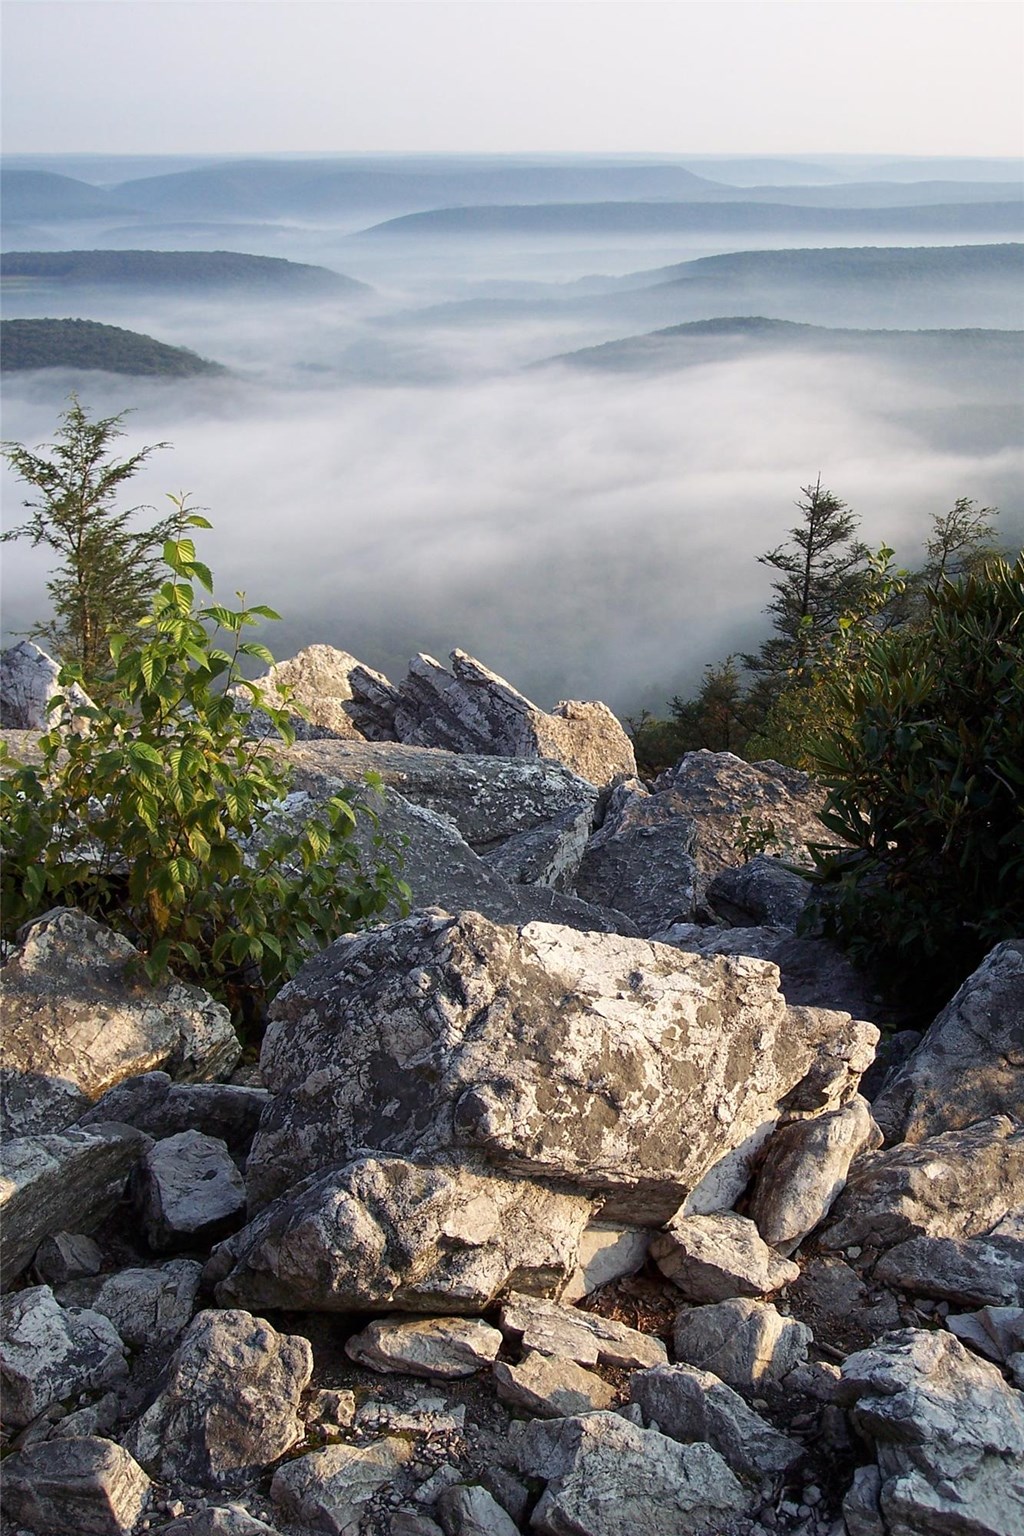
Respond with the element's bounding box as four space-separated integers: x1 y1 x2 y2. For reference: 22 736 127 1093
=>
921 497 1002 583
1 397 174 684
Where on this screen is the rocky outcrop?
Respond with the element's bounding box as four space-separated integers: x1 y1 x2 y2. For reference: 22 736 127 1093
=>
0 907 240 1138
242 643 391 739
1 1122 151 1283
872 940 1024 1144
208 1154 595 1314
124 1309 312 1488
248 909 877 1220
0 640 93 731
0 1436 151 1536
573 778 701 934
838 1329 1024 1536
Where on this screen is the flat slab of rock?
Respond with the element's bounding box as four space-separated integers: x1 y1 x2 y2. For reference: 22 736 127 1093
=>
820 1115 1024 1254
270 1438 416 1533
563 1222 650 1301
630 1362 803 1479
345 1316 503 1378
673 1298 811 1391
494 1351 616 1416
132 1129 246 1251
749 1096 881 1255
514 1410 749 1535
650 1210 800 1301
1 907 239 1137
874 1233 1024 1308
1 1122 151 1284
81 1073 270 1157
250 908 877 1222
872 940 1024 1144
208 1154 594 1314
125 1309 312 1488
0 1435 151 1536
500 1291 667 1369
838 1328 1024 1536
0 1284 127 1427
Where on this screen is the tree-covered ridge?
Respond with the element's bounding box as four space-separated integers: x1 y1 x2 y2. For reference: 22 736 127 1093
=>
1 249 369 292
640 241 1024 288
1 319 225 378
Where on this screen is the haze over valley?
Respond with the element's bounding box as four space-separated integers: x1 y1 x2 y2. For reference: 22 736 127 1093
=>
3 150 1022 714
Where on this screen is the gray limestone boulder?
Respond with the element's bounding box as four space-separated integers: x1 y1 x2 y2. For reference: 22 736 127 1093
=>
0 906 239 1137
838 1328 1024 1536
629 1362 803 1479
0 1285 128 1427
499 1290 667 1369
650 1210 800 1301
387 649 636 786
872 940 1024 1145
270 1438 416 1533
0 639 93 730
0 1436 151 1536
345 1316 503 1378
435 1484 520 1536
1 1122 151 1284
573 779 701 934
124 1308 312 1488
653 750 830 880
81 1073 271 1158
32 1230 104 1284
249 908 878 1222
493 1351 616 1416
208 1153 594 1314
820 1115 1024 1254
513 1410 749 1535
749 1095 882 1255
240 643 382 739
66 1259 204 1349
132 1129 246 1251
874 1234 1024 1308
707 854 813 928
672 1298 811 1391
483 801 595 891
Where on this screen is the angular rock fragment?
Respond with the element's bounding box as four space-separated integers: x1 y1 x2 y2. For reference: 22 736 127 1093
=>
514 1410 749 1535
650 1210 800 1300
125 1309 312 1487
242 643 377 739
499 1290 667 1369
573 778 700 934
493 1351 616 1416
345 1316 503 1378
0 639 93 730
749 1096 882 1255
251 908 877 1222
820 1115 1024 1253
435 1483 520 1536
672 1298 811 1391
270 1438 415 1533
838 1328 1024 1536
33 1229 104 1284
874 1233 1024 1308
0 1285 127 1427
707 854 812 928
562 1221 649 1301
0 1436 151 1536
629 1362 803 1479
160 1508 280 1536
77 1259 203 1349
0 907 239 1137
81 1073 271 1157
872 940 1024 1144
132 1129 246 1251
209 1154 594 1314
483 801 595 891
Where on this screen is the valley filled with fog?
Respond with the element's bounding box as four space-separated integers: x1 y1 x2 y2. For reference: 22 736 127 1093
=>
2 152 1022 715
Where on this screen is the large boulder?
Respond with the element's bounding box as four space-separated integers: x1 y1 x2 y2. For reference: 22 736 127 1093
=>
124 1309 312 1488
0 639 93 730
748 1095 882 1255
573 779 701 934
838 1329 1024 1536
0 1122 151 1284
248 909 878 1221
653 751 830 879
872 940 1024 1144
0 907 240 1138
387 649 636 786
0 1437 151 1536
131 1130 246 1251
0 1284 127 1427
208 1153 595 1314
820 1115 1024 1254
241 643 390 739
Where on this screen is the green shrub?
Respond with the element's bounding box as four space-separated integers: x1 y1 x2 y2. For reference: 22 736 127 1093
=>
0 507 409 1027
805 555 1024 1009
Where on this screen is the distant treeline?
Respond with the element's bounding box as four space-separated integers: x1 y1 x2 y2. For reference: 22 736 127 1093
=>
0 318 225 377
0 249 367 293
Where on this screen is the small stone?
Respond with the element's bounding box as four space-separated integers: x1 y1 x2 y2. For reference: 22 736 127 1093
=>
493 1352 616 1417
270 1439 416 1532
33 1232 104 1284
346 1315 503 1379
846 1247 862 1259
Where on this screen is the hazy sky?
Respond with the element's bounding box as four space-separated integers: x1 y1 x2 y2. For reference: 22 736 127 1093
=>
3 0 1022 158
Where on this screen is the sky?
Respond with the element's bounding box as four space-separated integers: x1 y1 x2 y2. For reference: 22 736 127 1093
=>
2 0 1022 159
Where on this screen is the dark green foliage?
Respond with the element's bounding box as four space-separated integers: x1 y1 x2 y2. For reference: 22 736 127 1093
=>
0 510 408 1028
1 249 366 293
1 319 224 377
2 399 176 683
805 556 1024 1009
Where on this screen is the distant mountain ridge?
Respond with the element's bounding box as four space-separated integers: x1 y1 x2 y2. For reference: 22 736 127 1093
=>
0 249 368 292
0 317 226 377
